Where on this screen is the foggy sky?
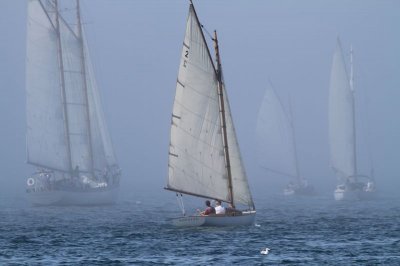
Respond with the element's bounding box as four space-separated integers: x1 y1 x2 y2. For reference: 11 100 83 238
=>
0 0 399 202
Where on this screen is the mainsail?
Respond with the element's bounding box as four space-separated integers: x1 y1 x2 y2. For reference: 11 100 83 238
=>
167 4 254 208
256 87 298 178
328 38 357 180
26 0 117 176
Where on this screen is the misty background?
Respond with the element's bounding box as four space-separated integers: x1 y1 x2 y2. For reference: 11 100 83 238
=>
0 0 399 204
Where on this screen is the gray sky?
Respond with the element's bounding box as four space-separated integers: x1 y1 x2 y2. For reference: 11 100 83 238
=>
0 0 399 201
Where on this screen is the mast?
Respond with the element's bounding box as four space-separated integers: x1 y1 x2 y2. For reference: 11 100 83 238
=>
76 0 95 176
213 31 235 208
55 0 73 174
288 98 301 184
350 45 358 180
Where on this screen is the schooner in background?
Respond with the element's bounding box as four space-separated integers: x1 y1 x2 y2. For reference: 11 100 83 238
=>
165 1 256 226
329 38 376 201
25 0 120 205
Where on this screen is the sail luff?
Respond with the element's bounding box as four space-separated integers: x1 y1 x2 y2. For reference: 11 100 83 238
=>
55 0 73 174
213 30 234 207
188 3 218 76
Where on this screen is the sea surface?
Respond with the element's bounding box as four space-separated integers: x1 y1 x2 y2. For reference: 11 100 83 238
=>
1 193 399 265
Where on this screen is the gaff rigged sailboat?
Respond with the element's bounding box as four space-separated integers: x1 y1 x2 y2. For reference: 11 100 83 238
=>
329 38 376 201
25 0 120 206
256 86 315 196
165 2 256 227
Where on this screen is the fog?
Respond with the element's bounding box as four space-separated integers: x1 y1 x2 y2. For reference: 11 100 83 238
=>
0 0 399 203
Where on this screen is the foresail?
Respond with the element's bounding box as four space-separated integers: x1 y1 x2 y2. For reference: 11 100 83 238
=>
222 82 254 208
329 39 356 179
84 32 118 171
255 87 298 178
26 0 70 172
167 5 230 202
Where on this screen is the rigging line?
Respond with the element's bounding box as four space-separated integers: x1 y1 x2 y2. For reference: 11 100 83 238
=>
200 24 214 42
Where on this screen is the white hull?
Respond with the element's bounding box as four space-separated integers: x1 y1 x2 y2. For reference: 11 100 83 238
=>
334 188 376 201
170 211 256 227
283 189 295 196
27 187 118 206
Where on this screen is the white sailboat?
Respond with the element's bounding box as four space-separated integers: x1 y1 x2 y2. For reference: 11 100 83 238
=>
25 0 120 206
256 85 315 196
165 1 256 227
329 38 376 201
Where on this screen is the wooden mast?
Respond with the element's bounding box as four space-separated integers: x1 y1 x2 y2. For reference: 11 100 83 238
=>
55 0 73 174
213 30 235 208
76 0 95 176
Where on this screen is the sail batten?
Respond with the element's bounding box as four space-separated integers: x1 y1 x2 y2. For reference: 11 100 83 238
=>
167 4 254 209
26 0 118 176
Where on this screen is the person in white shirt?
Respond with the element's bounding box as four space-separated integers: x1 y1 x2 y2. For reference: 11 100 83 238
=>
214 200 226 215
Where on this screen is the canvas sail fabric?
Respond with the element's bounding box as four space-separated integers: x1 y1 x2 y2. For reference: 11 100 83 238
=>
168 6 229 202
329 39 356 179
84 33 118 172
221 80 254 208
26 0 117 175
168 5 254 208
26 0 70 172
59 13 92 173
255 87 297 178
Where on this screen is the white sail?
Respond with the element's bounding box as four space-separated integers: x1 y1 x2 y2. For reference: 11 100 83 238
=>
167 5 230 202
222 82 254 207
256 87 297 178
84 34 117 170
167 5 253 208
26 0 70 172
26 0 117 176
59 17 92 173
329 39 356 179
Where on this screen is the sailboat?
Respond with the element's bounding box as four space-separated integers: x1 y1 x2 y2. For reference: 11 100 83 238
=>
25 0 120 206
165 1 256 227
329 38 376 201
256 85 315 196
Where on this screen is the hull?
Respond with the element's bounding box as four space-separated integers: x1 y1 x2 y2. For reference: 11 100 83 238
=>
170 211 256 227
284 185 316 196
27 186 118 206
334 186 376 201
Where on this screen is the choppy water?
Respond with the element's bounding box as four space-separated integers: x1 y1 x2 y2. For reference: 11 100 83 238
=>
1 193 399 265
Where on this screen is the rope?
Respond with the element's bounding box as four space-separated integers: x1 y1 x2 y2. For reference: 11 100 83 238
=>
201 24 214 41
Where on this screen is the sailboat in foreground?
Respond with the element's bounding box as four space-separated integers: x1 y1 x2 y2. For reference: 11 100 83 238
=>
165 2 256 226
256 85 315 196
25 0 120 206
329 38 375 201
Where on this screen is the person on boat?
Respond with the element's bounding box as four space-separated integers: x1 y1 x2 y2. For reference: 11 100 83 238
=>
73 165 80 178
199 200 215 216
215 200 226 215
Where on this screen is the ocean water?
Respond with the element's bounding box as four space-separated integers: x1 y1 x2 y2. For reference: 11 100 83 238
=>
1 194 399 265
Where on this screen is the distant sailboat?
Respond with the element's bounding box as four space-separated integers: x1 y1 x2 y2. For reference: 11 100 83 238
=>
329 38 375 201
165 1 256 226
25 0 120 205
256 85 315 196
